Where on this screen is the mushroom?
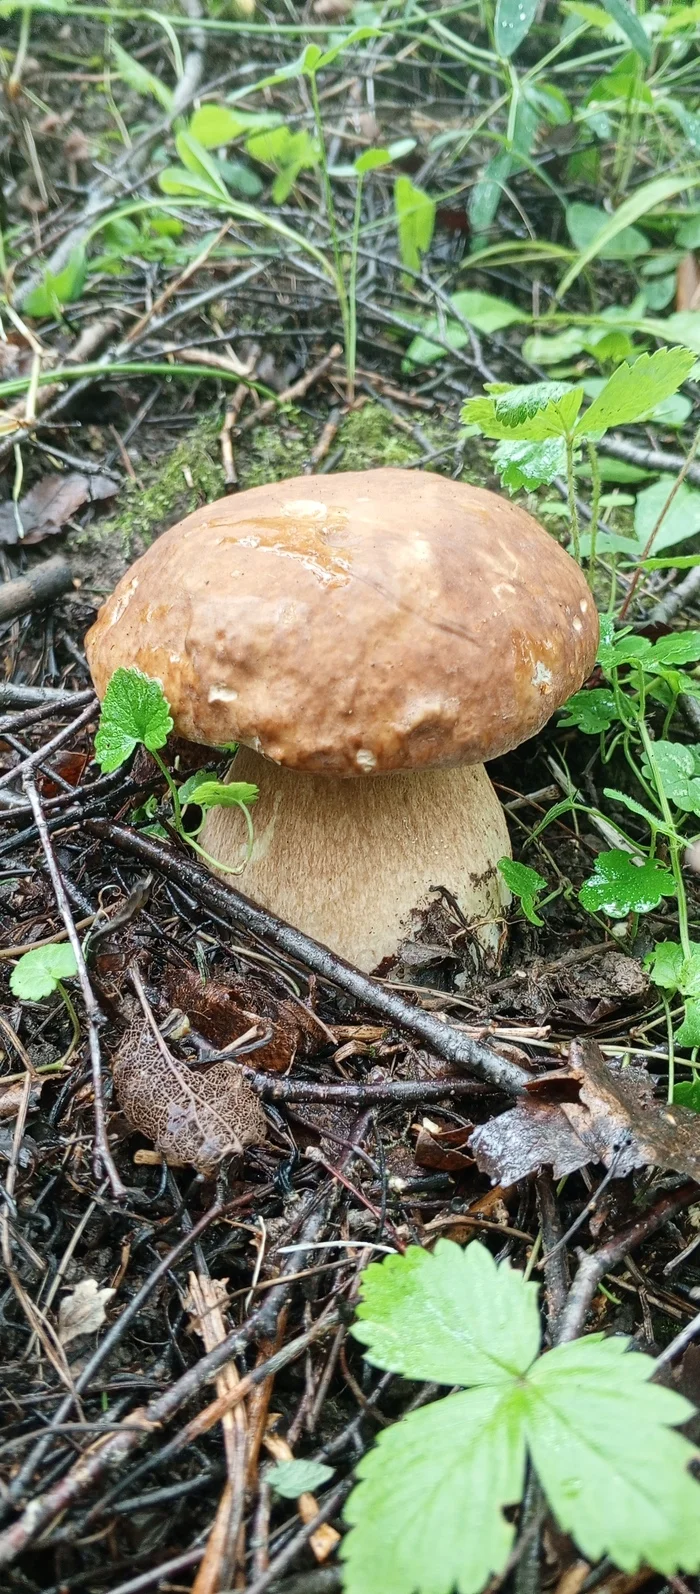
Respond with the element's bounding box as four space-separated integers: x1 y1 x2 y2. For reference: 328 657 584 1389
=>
86 467 598 972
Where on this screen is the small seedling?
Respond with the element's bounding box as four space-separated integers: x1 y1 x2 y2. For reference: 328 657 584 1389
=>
10 943 80 1068
497 857 549 925
95 668 258 874
342 1239 700 1594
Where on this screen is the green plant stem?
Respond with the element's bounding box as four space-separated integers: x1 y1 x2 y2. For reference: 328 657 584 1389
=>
586 440 601 572
152 748 183 832
55 981 81 1069
308 70 351 376
564 435 581 563
663 993 676 1105
347 173 364 406
638 720 691 959
0 361 265 403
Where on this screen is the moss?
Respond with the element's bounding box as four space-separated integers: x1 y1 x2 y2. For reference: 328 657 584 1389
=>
237 410 314 488
106 413 226 551
338 401 422 470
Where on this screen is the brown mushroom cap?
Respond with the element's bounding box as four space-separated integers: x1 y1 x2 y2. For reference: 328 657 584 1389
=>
86 467 598 777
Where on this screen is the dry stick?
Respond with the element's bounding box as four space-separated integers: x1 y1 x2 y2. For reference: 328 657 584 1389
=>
0 1207 333 1566
0 557 74 625
554 1180 698 1346
0 687 94 736
0 683 89 712
651 563 700 625
85 820 530 1097
236 345 343 433
598 433 700 488
535 1173 569 1336
229 1482 351 1594
6 1199 230 1508
0 698 96 793
242 1073 490 1105
21 774 124 1198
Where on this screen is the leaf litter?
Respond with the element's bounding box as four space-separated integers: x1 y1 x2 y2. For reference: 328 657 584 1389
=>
0 472 117 545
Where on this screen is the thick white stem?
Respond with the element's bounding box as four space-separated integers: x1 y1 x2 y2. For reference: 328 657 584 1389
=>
201 747 511 973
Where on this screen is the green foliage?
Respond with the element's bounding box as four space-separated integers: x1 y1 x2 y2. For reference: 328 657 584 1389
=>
578 348 697 435
394 177 435 274
494 0 538 57
188 105 279 147
343 1241 700 1594
497 858 547 925
463 384 583 442
559 688 617 734
598 0 651 61
23 247 87 317
11 943 78 1001
578 850 676 916
673 1079 700 1113
111 41 173 109
95 669 173 773
493 437 566 492
641 741 700 815
268 1460 334 1498
246 126 319 203
566 202 649 261
404 292 525 368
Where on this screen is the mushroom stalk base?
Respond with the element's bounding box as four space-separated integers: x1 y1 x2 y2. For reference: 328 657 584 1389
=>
201 747 511 974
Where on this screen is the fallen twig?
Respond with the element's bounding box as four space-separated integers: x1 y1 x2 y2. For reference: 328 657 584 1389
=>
236 345 343 434
85 820 531 1096
22 774 124 1198
0 556 74 625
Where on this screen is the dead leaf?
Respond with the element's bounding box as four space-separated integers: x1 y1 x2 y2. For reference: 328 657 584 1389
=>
58 1277 116 1345
0 1079 42 1118
0 471 117 546
166 967 321 1074
112 1019 266 1172
471 1039 700 1187
414 1117 473 1172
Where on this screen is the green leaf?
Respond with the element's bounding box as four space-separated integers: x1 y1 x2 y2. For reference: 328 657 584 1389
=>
494 381 572 426
566 202 650 262
188 105 280 147
111 41 173 109
394 177 435 274
498 857 547 926
646 940 686 991
578 849 676 916
559 688 618 734
493 437 567 492
577 347 696 437
181 779 258 813
344 1239 700 1594
23 247 87 317
634 480 700 555
10 942 78 1001
642 740 700 814
175 133 230 200
469 150 513 232
494 0 538 56
158 167 228 202
268 1460 334 1498
342 1385 528 1594
521 328 586 365
558 177 700 298
94 668 173 774
404 291 525 368
662 100 700 155
602 788 674 836
351 1240 541 1386
598 0 651 60
463 387 582 442
676 1000 700 1048
673 1079 700 1112
526 1335 700 1573
354 146 393 175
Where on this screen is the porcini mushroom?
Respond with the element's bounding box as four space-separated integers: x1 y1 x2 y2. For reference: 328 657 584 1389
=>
86 467 598 971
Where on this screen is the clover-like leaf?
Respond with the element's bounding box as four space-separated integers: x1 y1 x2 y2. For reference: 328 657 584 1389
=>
498 858 547 926
10 942 78 1001
675 999 700 1048
641 740 700 816
180 776 259 814
94 668 173 773
559 688 617 735
268 1459 334 1498
578 849 676 916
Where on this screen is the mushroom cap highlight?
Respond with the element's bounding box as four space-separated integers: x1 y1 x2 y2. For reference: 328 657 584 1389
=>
86 467 598 777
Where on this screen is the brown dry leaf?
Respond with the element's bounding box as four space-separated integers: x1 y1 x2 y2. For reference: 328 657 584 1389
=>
0 471 117 546
551 951 647 1024
112 1020 266 1172
166 967 321 1074
0 1079 42 1119
471 1038 700 1187
414 1117 473 1172
58 1278 116 1345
